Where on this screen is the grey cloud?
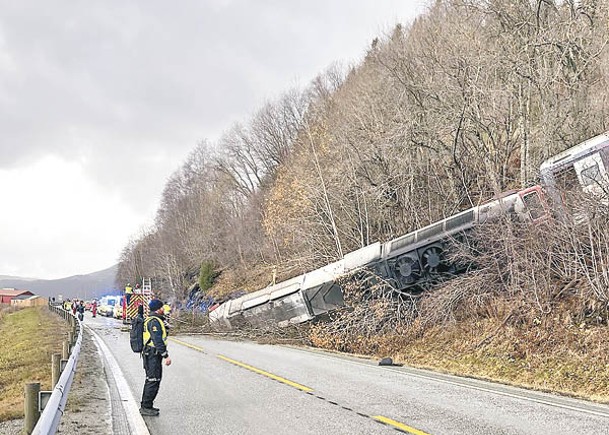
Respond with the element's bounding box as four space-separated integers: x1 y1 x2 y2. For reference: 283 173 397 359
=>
0 0 422 236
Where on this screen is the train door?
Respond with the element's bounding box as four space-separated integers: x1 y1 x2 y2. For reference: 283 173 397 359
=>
573 151 608 196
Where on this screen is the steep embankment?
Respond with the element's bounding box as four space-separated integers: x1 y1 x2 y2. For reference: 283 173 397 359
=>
306 213 609 402
310 303 609 402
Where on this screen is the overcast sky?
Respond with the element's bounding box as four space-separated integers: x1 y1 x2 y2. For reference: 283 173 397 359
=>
0 0 425 280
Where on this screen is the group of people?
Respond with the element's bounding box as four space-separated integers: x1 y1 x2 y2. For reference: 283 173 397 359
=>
62 299 97 320
125 282 143 305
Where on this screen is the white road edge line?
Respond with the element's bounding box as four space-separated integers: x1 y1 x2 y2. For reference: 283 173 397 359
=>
88 326 150 435
395 369 609 419
282 345 609 419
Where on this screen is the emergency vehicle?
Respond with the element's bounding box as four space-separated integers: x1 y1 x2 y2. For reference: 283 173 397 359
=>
121 278 153 323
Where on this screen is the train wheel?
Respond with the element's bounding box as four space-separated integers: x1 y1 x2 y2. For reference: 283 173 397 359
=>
422 246 443 274
393 256 421 285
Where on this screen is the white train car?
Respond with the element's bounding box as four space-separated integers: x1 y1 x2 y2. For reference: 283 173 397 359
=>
211 186 548 328
540 131 609 216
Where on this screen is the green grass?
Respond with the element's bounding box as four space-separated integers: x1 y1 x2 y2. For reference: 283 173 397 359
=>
0 306 68 421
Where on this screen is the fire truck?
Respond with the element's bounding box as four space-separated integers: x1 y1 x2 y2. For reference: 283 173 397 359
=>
121 278 153 324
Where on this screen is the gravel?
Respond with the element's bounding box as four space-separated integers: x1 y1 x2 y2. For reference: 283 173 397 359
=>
0 419 22 435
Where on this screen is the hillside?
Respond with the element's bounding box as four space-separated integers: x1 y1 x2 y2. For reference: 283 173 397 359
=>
117 0 609 302
0 265 119 300
113 0 609 400
0 275 36 281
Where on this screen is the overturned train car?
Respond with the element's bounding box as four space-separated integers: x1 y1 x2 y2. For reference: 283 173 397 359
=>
210 185 547 329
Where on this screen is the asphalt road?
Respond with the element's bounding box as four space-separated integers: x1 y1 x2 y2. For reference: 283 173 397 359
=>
85 314 609 435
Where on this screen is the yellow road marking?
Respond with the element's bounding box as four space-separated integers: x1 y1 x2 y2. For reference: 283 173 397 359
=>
372 416 431 435
169 337 205 352
217 354 313 392
172 339 428 433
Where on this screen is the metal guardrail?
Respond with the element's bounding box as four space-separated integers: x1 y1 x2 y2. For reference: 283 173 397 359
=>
32 305 83 435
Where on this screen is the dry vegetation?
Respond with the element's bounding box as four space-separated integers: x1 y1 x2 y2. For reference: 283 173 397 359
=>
309 201 609 400
0 306 68 421
118 0 609 399
117 0 609 299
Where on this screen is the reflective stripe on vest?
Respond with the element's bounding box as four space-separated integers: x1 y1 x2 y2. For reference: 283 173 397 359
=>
125 286 133 294
143 317 167 347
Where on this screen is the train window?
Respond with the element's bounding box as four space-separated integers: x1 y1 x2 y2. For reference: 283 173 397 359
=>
580 163 601 186
522 192 544 220
445 209 474 231
416 222 443 242
554 165 579 191
390 233 415 253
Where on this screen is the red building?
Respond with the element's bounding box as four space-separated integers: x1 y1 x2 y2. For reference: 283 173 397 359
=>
0 289 34 304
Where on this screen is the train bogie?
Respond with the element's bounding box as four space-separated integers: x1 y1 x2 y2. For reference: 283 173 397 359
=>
387 251 421 289
210 185 550 328
211 132 609 330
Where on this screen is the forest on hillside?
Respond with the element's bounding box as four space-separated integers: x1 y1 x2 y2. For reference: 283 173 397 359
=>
117 0 609 326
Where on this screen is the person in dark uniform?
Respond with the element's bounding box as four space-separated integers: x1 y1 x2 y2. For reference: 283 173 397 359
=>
140 299 172 416
77 300 85 321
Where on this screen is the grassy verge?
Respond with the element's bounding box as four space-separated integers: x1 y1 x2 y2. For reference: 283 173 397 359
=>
0 306 68 421
399 321 609 400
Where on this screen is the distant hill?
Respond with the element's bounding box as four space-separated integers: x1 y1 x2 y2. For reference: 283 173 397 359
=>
0 274 37 281
0 265 120 300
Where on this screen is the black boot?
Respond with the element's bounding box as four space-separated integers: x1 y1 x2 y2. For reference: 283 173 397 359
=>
139 407 159 416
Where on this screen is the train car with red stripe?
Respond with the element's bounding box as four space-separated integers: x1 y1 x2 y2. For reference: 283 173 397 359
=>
211 185 549 329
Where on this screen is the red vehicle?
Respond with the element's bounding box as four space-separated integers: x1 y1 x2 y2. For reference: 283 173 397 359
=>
121 278 153 323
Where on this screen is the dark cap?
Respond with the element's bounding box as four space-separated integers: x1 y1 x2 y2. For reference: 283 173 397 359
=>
149 299 163 312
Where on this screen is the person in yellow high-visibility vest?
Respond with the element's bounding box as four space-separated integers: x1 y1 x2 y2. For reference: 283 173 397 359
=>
140 299 172 416
162 304 172 329
125 283 133 306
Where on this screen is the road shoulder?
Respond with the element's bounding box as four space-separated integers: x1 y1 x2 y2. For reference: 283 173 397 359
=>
88 326 150 435
57 328 112 434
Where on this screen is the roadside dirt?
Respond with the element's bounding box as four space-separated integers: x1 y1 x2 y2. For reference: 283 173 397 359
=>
56 329 112 434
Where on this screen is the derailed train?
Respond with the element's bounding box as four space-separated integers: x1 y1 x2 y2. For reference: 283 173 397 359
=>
210 185 547 329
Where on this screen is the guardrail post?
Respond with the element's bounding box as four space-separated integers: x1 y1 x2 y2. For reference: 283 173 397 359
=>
24 382 40 434
51 354 61 388
68 331 74 347
62 340 69 360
